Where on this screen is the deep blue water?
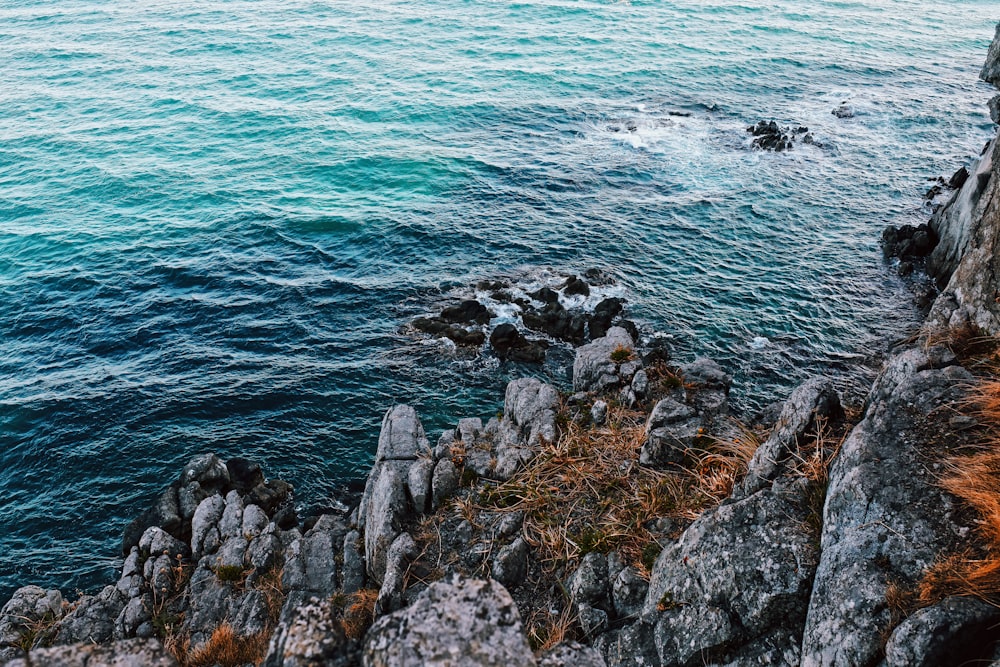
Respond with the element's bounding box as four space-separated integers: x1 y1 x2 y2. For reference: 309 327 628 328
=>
0 0 996 600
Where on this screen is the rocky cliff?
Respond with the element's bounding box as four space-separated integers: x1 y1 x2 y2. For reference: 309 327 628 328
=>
4 26 1000 667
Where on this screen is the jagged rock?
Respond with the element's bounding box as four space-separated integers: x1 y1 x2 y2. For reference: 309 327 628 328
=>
631 369 649 398
981 22 1000 88
679 357 730 415
832 104 854 118
406 457 435 514
611 567 648 621
801 347 974 666
578 603 610 638
243 503 270 538
375 533 418 616
640 397 701 467
641 483 817 664
121 483 182 555
247 479 295 520
190 494 225 558
573 327 635 393
226 457 265 491
359 405 429 583
990 94 1000 124
219 490 245 539
883 596 1000 667
569 552 610 609
342 530 365 596
494 511 524 539
740 377 841 495
431 458 459 509
55 586 124 645
247 525 283 572
441 299 491 325
504 378 559 447
591 399 608 426
114 594 151 640
232 589 270 637
491 537 529 589
0 586 64 653
363 575 534 667
457 417 483 443
180 453 231 491
590 298 624 339
489 323 548 363
539 641 608 667
282 514 342 598
1 638 178 667
264 597 352 667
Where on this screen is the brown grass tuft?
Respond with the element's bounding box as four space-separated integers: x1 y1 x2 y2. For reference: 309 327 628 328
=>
474 405 760 575
183 623 270 667
341 588 379 640
917 378 1000 605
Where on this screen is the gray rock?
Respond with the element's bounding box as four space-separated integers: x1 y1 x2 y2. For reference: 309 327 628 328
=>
363 575 534 667
177 481 207 523
640 396 703 466
247 528 283 572
214 535 249 570
232 589 270 637
504 377 559 447
138 527 188 562
679 358 730 415
342 530 365 596
180 453 231 491
375 532 418 616
591 400 608 426
116 548 144 599
373 405 431 462
539 641 608 667
184 566 231 642
282 514 340 597
190 494 225 558
643 485 817 662
219 489 245 539
143 554 175 597
573 327 635 393
114 594 151 640
0 586 64 650
2 638 178 667
55 586 124 644
406 457 436 514
740 377 841 496
361 461 411 584
263 597 352 667
612 567 648 621
494 511 524 539
121 484 183 556
990 94 1000 125
456 417 483 443
464 449 495 478
243 503 270 538
884 596 1000 667
981 22 1000 88
578 603 609 638
569 552 610 608
491 537 529 590
630 369 649 398
801 347 975 666
431 458 460 509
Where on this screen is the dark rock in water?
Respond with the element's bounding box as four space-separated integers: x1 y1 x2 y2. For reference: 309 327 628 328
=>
412 317 485 347
122 483 182 555
925 183 943 200
529 286 560 304
562 275 590 297
948 165 969 190
980 22 1000 88
522 302 586 344
226 457 264 492
476 279 508 292
490 324 548 363
898 261 914 277
747 120 801 152
440 299 490 325
589 297 624 339
881 223 939 264
641 337 671 366
832 104 854 118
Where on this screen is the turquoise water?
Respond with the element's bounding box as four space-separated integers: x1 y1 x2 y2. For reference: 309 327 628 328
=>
0 0 995 599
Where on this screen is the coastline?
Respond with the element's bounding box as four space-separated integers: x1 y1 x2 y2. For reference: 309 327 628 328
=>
4 23 1000 667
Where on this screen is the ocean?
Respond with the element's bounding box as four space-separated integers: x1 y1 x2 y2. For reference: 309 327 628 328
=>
0 0 995 599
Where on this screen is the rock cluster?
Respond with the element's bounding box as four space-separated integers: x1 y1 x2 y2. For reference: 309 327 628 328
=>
411 271 635 362
746 120 818 151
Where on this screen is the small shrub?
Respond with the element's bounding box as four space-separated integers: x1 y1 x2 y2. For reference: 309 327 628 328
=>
641 542 663 572
610 345 634 363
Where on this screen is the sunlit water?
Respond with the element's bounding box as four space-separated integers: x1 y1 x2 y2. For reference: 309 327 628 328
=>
0 0 995 598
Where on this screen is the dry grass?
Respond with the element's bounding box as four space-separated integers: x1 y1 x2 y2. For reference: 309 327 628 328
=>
473 404 760 575
526 604 576 651
182 623 270 667
341 588 379 640
917 376 1000 605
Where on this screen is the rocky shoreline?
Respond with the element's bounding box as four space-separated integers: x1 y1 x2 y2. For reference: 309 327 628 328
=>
4 25 1000 667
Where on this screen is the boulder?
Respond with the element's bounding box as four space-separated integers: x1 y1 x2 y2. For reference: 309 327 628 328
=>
573 327 635 393
263 598 353 667
801 347 975 666
1 638 177 667
980 21 1000 88
504 378 559 447
363 575 534 667
491 538 529 590
883 596 1000 667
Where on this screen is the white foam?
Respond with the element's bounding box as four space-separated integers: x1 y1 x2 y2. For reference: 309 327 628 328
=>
750 336 770 350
